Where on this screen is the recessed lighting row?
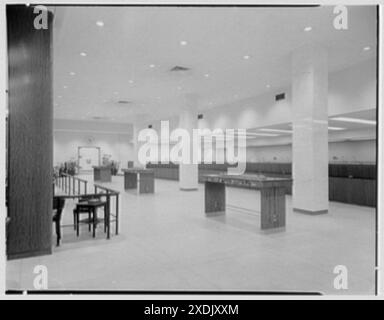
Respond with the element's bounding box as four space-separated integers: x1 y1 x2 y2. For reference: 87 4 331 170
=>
288 124 346 130
331 117 376 125
259 128 292 134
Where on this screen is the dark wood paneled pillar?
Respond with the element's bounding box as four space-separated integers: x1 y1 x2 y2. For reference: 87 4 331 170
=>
7 5 54 259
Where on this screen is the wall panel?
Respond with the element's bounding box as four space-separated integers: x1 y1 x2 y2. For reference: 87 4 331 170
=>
7 6 53 259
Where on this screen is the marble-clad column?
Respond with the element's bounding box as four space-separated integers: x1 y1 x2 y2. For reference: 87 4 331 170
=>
291 45 329 214
132 115 147 168
179 94 198 190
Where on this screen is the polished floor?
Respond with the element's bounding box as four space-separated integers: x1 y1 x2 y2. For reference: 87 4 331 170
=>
6 175 376 295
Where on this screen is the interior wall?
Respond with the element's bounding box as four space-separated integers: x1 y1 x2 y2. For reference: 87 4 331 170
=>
246 140 376 163
54 130 133 170
53 59 376 167
198 58 376 130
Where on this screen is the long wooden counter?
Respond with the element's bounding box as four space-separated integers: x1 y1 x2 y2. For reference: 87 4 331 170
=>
203 174 292 230
147 162 376 207
122 168 155 194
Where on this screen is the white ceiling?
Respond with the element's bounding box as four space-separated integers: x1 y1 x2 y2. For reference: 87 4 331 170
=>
52 5 376 123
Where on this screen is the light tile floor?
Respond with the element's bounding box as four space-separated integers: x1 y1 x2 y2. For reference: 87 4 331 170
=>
6 175 376 295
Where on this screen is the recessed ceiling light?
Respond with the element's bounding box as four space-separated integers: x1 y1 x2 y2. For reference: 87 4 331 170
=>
129 80 134 84
149 64 156 68
208 102 213 105
180 40 188 46
259 128 292 134
266 84 271 88
328 126 346 131
69 72 75 76
58 95 62 99
243 55 250 60
242 132 279 137
304 26 312 32
363 46 371 51
289 123 347 131
331 117 376 125
63 85 68 89
96 21 104 27
204 73 210 78
80 52 87 57
113 91 118 95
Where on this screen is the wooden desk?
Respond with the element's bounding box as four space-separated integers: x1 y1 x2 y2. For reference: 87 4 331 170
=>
203 174 292 230
122 168 155 194
93 166 112 182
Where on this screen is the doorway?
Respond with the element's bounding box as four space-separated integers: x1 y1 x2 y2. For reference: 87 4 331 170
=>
78 146 100 173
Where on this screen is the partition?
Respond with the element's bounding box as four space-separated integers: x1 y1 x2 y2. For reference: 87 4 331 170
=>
7 6 54 259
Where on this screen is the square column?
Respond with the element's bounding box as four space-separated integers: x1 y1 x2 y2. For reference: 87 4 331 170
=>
291 45 328 214
132 115 146 168
179 95 198 190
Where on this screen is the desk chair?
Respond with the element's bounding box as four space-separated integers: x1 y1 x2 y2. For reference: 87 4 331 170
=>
74 196 107 237
73 197 95 232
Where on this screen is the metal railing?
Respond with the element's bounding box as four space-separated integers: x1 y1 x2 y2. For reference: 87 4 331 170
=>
56 173 88 195
54 175 120 236
94 184 120 236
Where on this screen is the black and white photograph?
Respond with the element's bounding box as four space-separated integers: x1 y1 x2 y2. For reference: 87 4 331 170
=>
2 1 383 300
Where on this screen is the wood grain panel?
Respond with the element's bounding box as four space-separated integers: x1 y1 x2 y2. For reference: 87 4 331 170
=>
124 172 137 189
7 6 53 259
139 172 155 194
205 181 226 215
329 177 376 207
260 187 286 229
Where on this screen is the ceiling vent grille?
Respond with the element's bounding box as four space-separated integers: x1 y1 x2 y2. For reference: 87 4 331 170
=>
275 93 285 101
117 100 131 104
170 65 190 72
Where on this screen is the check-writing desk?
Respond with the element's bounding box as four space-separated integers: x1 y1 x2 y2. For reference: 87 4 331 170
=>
93 166 112 182
122 168 155 194
202 174 292 230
